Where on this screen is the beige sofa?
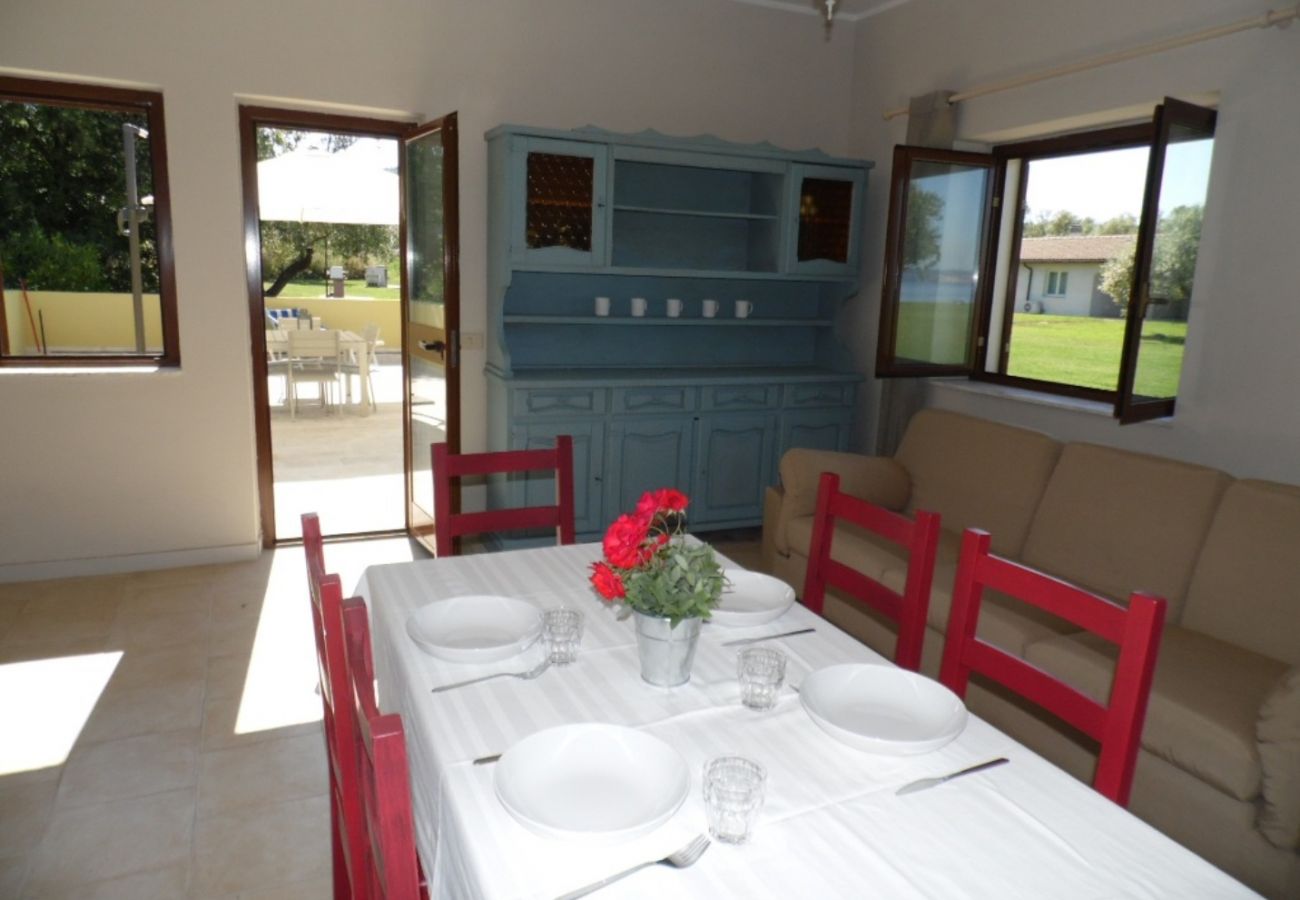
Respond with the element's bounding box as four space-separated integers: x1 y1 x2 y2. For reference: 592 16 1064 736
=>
763 409 1300 899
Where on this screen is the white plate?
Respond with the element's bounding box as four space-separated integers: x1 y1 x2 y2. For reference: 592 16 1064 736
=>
405 595 542 663
800 664 968 755
495 723 690 843
710 569 796 627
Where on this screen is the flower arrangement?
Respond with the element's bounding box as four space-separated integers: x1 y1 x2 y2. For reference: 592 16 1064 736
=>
589 488 726 626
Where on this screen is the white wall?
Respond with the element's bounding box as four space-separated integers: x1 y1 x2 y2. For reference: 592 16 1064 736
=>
847 0 1300 483
1016 263 1100 316
0 0 858 577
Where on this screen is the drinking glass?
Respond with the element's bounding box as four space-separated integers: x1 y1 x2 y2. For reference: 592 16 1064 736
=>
542 607 583 665
737 647 786 710
703 756 766 844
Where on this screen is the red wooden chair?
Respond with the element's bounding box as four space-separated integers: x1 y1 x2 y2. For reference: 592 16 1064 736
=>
341 596 429 899
801 472 940 671
301 512 369 900
431 436 575 556
938 528 1167 807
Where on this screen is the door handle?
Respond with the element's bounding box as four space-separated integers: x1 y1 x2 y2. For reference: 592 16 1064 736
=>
420 340 446 354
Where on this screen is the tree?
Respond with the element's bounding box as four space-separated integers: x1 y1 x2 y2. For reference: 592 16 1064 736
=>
1099 205 1204 313
0 101 157 291
1097 213 1139 235
903 187 943 272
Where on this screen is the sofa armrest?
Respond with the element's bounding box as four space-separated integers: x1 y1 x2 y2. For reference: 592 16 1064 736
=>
1258 667 1300 849
771 449 911 557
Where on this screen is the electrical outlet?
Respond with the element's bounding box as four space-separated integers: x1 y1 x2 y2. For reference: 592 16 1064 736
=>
460 331 484 351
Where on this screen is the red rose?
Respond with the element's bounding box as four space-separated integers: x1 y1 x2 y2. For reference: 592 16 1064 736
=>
589 562 626 601
603 513 651 569
636 488 689 517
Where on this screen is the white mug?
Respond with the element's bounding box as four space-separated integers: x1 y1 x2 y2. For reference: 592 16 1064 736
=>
594 296 611 317
666 298 683 318
735 300 753 319
631 296 647 317
702 298 719 318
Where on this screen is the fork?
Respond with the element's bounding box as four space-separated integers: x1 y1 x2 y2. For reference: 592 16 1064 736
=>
429 658 551 694
554 834 710 899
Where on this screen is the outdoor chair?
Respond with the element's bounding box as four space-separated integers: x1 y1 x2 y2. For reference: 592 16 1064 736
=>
287 328 344 418
938 527 1167 807
341 323 381 411
801 471 940 671
431 436 575 556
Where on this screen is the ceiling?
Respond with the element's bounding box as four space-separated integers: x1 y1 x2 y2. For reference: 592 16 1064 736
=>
727 0 912 22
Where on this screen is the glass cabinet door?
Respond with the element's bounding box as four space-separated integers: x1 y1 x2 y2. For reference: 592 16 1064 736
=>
513 138 607 267
785 164 865 275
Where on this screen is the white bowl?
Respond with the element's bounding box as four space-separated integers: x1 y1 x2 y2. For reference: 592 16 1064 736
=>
800 664 968 755
710 569 796 627
405 595 542 663
495 723 689 843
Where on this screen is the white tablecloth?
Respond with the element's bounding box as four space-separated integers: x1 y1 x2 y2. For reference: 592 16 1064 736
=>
355 542 1256 900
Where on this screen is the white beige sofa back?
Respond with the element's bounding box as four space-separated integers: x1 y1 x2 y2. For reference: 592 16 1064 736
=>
763 408 1299 898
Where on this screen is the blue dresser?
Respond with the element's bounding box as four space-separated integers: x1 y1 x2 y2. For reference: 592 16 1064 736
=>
484 125 871 541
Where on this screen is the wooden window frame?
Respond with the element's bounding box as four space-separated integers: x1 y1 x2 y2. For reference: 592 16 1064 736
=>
877 101 1215 421
0 76 179 368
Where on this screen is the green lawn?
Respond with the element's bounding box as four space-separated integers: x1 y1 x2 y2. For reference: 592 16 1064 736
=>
266 279 401 300
895 303 1187 397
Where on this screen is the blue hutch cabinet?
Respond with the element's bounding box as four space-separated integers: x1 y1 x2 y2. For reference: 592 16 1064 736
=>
485 125 871 541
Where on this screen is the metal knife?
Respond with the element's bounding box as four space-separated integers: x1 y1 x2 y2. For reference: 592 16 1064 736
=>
895 757 1009 795
720 627 816 647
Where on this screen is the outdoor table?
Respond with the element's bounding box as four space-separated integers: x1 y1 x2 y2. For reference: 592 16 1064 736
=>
354 542 1257 899
265 328 372 413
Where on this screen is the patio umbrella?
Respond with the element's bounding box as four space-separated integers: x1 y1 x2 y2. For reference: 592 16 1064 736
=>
257 139 399 226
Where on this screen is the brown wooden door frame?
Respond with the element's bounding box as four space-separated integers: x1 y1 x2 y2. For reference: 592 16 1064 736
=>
399 113 461 556
237 105 415 547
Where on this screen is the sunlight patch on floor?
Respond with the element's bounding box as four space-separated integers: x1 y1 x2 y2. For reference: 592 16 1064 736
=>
0 651 122 774
234 551 323 736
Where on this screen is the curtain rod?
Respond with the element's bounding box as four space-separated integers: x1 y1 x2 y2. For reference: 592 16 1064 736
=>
882 5 1298 121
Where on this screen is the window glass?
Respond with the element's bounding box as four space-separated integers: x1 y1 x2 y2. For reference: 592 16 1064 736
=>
1004 146 1148 391
890 159 991 368
0 79 175 364
1130 129 1213 401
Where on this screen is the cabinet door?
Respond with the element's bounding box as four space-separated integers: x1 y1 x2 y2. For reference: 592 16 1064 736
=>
605 416 695 524
784 164 865 276
779 408 851 454
513 138 607 267
511 420 604 536
693 413 776 526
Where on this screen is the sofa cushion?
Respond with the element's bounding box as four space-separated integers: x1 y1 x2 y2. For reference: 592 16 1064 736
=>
785 515 908 585
881 529 1079 655
1182 479 1300 667
894 409 1060 557
774 450 911 557
1025 625 1287 802
1019 443 1229 618
1258 667 1300 849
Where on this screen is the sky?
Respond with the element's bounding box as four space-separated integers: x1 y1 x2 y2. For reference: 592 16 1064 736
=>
1024 139 1214 222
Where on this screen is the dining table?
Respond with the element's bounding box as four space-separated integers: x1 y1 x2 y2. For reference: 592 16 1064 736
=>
265 327 373 413
354 541 1258 900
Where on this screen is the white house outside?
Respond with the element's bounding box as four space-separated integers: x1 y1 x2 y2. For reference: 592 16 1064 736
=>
1015 234 1135 317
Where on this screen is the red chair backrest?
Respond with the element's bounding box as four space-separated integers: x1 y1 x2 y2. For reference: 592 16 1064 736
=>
938 528 1166 807
341 597 424 899
303 512 326 596
301 519 369 900
801 472 940 671
431 436 576 556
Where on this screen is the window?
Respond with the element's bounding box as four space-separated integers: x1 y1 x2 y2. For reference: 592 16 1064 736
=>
877 98 1216 424
0 77 178 366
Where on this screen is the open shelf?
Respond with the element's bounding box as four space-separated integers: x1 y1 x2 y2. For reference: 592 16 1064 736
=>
503 315 832 327
612 204 779 221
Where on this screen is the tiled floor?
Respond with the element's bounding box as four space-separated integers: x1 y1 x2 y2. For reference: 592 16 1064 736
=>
0 532 765 898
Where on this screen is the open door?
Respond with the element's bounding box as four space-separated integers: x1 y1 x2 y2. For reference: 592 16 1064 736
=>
402 113 460 554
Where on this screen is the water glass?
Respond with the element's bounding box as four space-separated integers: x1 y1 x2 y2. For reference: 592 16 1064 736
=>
542 607 583 665
703 756 766 844
737 647 786 710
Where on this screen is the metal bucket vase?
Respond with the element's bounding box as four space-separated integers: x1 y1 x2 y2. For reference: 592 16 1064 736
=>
633 612 702 687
